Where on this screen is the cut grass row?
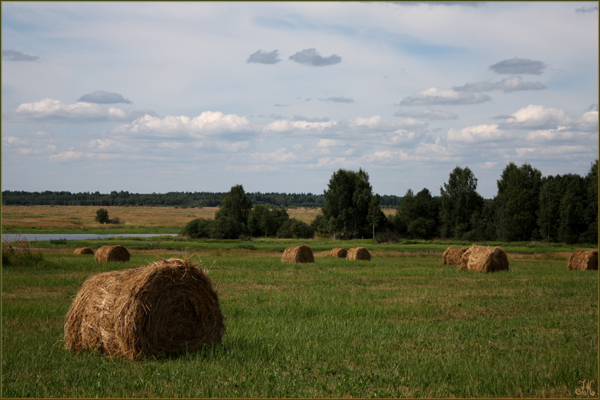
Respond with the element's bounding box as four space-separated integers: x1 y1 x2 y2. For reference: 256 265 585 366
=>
2 250 598 397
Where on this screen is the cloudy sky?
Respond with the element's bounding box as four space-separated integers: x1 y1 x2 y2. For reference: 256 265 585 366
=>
2 2 598 199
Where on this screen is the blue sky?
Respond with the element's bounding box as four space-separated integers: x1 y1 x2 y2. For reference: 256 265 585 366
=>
2 1 598 199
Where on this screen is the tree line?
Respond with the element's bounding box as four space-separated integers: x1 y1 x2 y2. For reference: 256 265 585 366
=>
1 189 402 208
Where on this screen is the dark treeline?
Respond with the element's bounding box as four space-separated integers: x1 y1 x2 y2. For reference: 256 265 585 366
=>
1 190 403 208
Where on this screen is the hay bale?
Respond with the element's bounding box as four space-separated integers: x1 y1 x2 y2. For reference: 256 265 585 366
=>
330 248 348 258
281 245 314 263
346 247 371 261
459 244 509 273
568 250 599 270
64 257 225 360
458 247 472 271
442 247 468 265
74 247 94 255
94 245 130 262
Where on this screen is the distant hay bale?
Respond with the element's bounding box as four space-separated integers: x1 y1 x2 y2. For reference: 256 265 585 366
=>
330 248 347 258
281 245 314 263
64 257 225 360
442 247 468 265
459 244 509 273
568 250 598 271
74 247 94 255
94 245 130 262
347 247 371 261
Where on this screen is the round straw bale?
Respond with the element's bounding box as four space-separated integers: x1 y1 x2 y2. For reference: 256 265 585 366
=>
568 250 599 270
281 245 314 263
346 247 371 261
462 244 509 273
330 248 348 258
458 247 472 271
74 247 94 255
442 246 468 265
64 257 225 360
94 245 130 262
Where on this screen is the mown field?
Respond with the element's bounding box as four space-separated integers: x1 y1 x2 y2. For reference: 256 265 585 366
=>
1 205 343 234
2 240 598 398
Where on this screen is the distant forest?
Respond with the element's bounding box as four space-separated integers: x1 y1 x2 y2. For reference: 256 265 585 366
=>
1 190 403 208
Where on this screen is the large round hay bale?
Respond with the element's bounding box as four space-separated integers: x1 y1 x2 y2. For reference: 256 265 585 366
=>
74 247 94 255
568 250 598 270
346 247 371 261
281 245 314 263
64 258 225 360
94 245 130 262
330 248 347 258
458 247 472 271
442 246 468 265
460 244 509 273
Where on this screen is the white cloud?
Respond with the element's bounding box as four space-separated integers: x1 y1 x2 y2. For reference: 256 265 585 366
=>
114 111 255 138
49 149 84 162
5 99 154 122
251 148 299 163
315 139 345 148
447 124 513 142
2 131 58 155
398 87 491 106
499 104 575 130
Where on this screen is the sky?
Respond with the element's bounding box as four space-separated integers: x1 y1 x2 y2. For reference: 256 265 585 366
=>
1 1 598 199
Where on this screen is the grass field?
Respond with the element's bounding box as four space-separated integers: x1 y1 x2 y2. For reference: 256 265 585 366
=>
2 243 598 398
1 205 396 234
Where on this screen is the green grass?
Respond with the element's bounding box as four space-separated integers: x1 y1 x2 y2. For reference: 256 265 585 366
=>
2 249 598 397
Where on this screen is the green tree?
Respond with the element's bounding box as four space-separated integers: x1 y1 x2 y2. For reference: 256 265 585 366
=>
180 218 213 239
495 162 542 241
276 218 314 239
217 184 253 226
248 205 289 237
322 168 375 239
95 208 110 224
583 159 598 243
367 194 386 240
439 166 484 239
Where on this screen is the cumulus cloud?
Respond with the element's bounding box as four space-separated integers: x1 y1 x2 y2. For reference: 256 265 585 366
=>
497 104 574 130
453 76 546 93
2 49 39 62
319 96 354 103
447 124 513 142
5 99 155 122
489 57 546 75
2 131 57 156
251 148 299 163
394 108 457 120
525 127 595 142
49 149 84 162
112 111 255 139
247 50 281 64
288 48 341 66
398 87 490 106
78 90 132 104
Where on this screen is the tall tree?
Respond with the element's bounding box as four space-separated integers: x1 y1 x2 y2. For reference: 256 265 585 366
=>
322 168 375 239
495 162 542 241
216 184 252 226
367 194 386 240
396 188 439 239
439 166 484 239
584 159 598 243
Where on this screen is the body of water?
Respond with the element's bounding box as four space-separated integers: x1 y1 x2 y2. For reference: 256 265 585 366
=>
2 233 178 242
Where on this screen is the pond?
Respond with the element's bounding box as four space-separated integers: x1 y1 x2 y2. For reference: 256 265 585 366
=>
2 233 178 242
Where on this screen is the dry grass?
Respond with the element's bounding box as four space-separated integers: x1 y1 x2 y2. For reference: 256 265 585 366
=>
347 247 371 261
73 247 94 255
64 257 225 360
567 250 598 270
94 245 130 262
442 247 468 265
1 205 325 230
281 245 315 263
459 244 509 273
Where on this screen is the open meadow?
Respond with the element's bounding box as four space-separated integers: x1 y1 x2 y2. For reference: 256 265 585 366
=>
2 240 598 398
